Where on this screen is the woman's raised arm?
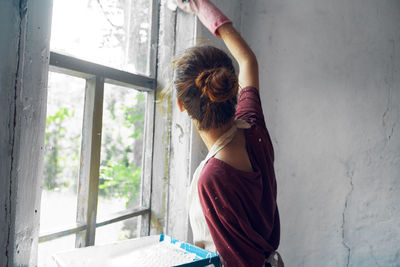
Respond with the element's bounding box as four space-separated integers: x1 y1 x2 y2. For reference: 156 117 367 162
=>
218 24 259 90
175 0 259 90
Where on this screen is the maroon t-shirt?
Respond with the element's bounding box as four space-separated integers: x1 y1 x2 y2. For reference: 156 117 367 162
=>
198 86 280 267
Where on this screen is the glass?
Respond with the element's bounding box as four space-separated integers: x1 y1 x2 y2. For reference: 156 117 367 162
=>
38 234 76 267
97 83 146 220
51 0 152 75
95 217 139 245
40 72 85 233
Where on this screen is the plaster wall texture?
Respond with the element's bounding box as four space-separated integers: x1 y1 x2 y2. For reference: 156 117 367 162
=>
240 0 400 266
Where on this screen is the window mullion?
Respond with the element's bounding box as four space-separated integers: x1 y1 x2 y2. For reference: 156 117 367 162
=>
138 0 160 236
50 52 155 91
148 0 160 78
75 76 104 247
138 90 155 237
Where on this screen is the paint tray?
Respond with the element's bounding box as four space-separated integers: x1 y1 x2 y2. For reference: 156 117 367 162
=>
53 234 221 267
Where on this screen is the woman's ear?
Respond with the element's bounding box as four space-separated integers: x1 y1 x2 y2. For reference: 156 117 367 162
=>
177 98 185 112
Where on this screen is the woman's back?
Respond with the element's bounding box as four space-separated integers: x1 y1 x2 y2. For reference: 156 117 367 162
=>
174 1 282 265
197 86 280 266
214 128 254 173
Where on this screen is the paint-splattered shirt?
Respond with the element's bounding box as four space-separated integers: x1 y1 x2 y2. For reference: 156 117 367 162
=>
198 86 280 267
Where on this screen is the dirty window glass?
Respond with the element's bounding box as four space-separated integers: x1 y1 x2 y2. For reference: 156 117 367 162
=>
40 72 85 233
97 83 146 220
51 0 152 75
95 217 139 245
38 72 85 266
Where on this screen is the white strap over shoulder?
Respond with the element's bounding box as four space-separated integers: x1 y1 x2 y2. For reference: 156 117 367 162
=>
187 119 251 252
187 119 251 210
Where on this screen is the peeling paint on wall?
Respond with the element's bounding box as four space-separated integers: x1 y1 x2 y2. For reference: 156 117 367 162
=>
149 0 177 238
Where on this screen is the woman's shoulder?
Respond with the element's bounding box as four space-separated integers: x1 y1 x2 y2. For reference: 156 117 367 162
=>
197 159 240 204
199 157 260 189
198 159 235 188
200 158 230 181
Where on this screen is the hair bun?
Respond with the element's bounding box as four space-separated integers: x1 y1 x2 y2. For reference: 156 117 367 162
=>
195 67 238 102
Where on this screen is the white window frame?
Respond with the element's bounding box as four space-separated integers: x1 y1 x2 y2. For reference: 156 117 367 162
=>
39 0 159 247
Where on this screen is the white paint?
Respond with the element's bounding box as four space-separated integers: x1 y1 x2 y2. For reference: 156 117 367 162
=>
109 241 196 267
54 235 203 267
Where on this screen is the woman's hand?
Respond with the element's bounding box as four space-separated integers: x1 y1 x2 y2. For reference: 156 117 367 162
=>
176 0 258 89
175 0 231 37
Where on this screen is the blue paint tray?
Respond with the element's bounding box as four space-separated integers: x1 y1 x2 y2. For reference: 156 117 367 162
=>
159 234 221 267
53 234 221 267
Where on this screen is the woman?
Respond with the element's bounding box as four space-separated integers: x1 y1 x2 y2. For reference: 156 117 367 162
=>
175 1 283 266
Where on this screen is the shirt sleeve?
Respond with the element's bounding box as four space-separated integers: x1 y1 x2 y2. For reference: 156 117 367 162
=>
234 86 267 129
198 172 266 267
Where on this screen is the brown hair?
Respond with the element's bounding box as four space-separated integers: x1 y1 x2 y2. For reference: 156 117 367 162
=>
174 46 238 130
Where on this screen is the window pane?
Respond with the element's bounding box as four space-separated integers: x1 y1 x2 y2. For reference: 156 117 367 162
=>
95 217 139 245
40 72 85 233
51 0 152 75
97 84 146 220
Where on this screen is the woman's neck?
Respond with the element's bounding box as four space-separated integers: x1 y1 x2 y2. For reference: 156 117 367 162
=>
198 120 235 151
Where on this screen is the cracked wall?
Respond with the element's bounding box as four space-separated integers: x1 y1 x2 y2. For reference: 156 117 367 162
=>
240 0 400 266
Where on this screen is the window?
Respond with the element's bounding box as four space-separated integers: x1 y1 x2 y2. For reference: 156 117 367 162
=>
38 0 159 265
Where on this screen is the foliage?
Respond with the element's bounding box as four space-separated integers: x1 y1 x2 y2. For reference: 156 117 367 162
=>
43 108 72 190
99 92 145 208
123 93 145 139
41 0 152 245
43 92 145 209
99 162 141 207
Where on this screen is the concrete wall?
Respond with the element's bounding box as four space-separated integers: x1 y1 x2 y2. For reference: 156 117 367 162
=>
240 0 400 266
0 0 52 265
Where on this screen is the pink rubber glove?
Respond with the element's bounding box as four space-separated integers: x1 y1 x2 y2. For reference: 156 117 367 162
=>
175 0 232 37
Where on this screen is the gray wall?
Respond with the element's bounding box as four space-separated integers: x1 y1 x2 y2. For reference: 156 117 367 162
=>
0 0 52 265
240 0 400 266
